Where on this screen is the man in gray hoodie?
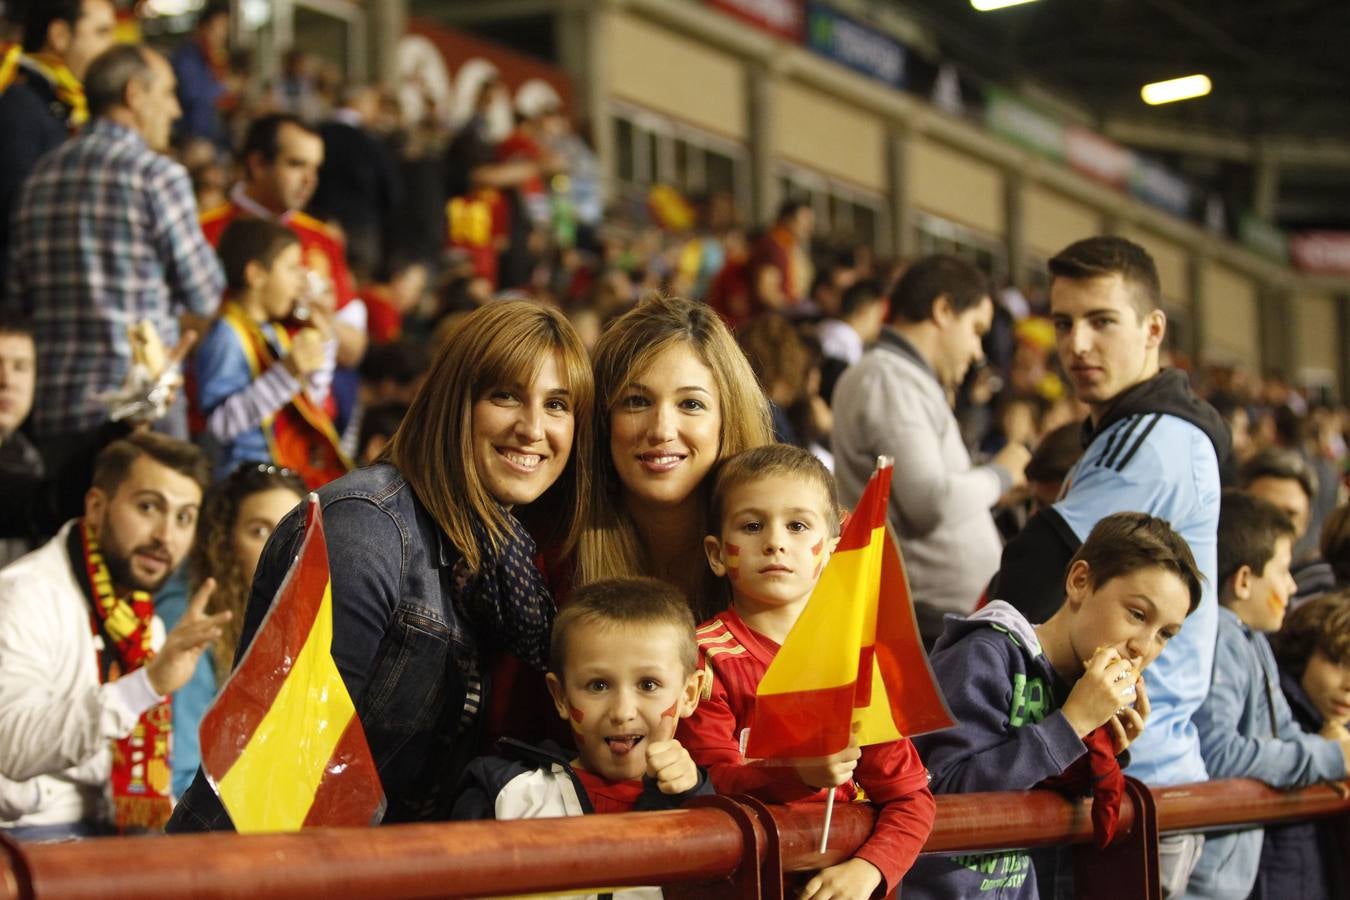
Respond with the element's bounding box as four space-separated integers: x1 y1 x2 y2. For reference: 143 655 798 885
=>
833 255 1029 646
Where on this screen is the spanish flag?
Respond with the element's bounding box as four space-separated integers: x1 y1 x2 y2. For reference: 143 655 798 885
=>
199 496 384 832
746 457 954 758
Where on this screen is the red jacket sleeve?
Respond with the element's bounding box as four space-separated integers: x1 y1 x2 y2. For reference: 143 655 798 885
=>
678 656 817 804
850 738 936 894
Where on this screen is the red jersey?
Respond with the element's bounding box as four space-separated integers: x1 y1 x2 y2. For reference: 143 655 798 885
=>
361 284 402 344
573 769 645 815
678 608 935 893
445 189 504 287
199 200 357 311
748 225 803 311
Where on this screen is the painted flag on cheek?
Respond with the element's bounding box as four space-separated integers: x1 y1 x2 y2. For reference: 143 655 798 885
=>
745 457 954 758
198 495 385 832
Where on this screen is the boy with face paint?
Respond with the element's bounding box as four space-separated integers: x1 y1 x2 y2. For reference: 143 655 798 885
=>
681 444 935 900
1184 493 1349 900
452 577 712 883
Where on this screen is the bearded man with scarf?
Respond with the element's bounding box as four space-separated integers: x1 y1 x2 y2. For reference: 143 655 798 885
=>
0 432 228 840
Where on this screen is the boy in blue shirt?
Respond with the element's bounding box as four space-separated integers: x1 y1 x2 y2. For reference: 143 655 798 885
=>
195 218 343 486
1185 492 1350 899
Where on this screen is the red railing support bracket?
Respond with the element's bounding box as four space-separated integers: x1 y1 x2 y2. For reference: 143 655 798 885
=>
666 795 773 900
727 794 786 900
0 832 28 900
1073 776 1160 900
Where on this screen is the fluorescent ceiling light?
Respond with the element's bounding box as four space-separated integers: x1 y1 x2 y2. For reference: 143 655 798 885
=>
1141 74 1212 105
971 0 1039 10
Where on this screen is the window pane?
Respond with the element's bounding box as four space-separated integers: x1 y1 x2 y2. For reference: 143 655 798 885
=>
674 138 691 191
614 117 635 184
852 202 878 248
830 194 850 233
641 129 659 184
706 149 736 197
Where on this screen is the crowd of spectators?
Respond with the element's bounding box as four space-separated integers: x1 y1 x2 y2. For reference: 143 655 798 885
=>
1 2 1349 897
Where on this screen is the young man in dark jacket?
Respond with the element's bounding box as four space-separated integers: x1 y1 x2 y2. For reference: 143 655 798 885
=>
991 236 1230 895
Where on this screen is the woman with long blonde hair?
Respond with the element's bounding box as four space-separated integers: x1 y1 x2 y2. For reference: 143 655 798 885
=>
170 299 594 830
577 295 772 617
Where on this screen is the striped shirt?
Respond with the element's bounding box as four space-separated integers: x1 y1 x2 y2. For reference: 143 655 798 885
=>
4 118 223 436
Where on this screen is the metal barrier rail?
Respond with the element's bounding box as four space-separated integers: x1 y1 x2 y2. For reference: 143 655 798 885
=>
0 777 1346 900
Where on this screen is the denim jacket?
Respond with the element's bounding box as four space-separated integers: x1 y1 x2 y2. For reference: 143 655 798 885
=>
168 463 556 830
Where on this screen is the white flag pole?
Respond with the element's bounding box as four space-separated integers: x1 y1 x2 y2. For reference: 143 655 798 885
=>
819 790 836 854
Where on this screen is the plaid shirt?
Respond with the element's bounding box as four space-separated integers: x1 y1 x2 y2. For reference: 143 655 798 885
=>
4 118 223 436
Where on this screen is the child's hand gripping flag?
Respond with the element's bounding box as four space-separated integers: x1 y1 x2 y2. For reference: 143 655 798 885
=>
744 457 954 846
198 495 385 832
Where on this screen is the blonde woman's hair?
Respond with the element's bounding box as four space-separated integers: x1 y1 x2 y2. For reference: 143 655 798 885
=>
385 300 594 572
577 295 772 616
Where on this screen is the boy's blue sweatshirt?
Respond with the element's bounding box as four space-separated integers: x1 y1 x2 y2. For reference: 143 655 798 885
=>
903 601 1086 900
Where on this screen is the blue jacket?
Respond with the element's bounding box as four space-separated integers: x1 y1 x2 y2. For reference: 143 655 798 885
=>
170 39 226 146
904 602 1084 900
153 569 217 798
1185 607 1346 899
194 315 281 478
0 70 70 290
1252 666 1347 900
167 463 557 830
995 369 1228 787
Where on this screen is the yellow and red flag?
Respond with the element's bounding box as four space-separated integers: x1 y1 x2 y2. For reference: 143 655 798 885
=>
199 496 384 832
746 457 954 758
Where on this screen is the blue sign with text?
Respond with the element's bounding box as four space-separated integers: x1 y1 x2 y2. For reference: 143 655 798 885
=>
805 3 905 89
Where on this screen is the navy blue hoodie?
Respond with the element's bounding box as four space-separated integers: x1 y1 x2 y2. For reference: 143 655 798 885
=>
902 602 1086 900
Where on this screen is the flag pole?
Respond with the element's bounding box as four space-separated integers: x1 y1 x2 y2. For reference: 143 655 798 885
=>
819 790 835 854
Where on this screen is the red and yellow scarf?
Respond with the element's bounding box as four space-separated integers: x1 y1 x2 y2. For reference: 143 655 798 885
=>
69 521 173 831
0 43 21 95
220 302 352 490
23 51 88 128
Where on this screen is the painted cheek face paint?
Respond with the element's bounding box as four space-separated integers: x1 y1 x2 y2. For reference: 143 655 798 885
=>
661 701 678 719
811 538 825 578
725 542 741 581
569 703 586 740
1268 589 1287 617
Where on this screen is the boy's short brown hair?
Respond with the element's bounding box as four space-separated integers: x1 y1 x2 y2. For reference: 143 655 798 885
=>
708 443 841 536
1069 511 1204 614
550 577 698 678
1217 490 1298 596
217 218 300 293
1270 589 1350 679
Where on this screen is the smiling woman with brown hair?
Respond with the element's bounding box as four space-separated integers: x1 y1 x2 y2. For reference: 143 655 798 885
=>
169 300 595 831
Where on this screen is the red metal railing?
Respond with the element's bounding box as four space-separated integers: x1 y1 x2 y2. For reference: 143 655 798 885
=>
0 778 1346 899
